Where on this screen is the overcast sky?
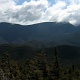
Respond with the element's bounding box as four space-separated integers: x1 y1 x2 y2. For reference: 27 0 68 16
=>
0 0 80 25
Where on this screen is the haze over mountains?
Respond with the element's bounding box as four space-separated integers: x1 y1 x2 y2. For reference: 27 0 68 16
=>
0 22 80 47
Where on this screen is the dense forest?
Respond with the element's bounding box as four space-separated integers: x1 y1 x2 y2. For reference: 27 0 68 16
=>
0 46 80 80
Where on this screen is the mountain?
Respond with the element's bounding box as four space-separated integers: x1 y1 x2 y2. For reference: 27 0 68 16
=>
0 22 80 47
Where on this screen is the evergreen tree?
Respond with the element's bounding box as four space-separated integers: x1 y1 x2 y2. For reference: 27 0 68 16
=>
50 47 60 80
1 52 13 79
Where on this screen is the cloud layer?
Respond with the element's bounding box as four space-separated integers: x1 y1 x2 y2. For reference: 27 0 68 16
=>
0 0 80 25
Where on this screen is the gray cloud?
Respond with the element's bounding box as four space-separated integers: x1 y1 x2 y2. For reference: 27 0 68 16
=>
0 0 80 25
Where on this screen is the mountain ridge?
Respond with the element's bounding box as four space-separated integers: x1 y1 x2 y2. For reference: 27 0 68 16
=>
0 22 80 47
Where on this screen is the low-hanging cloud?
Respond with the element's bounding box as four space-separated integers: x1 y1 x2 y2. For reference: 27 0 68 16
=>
0 0 80 26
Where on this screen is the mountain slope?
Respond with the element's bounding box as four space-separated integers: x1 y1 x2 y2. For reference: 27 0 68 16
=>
0 22 80 47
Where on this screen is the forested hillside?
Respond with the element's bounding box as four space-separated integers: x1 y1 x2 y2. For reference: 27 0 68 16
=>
0 47 80 80
0 22 80 80
0 44 80 62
